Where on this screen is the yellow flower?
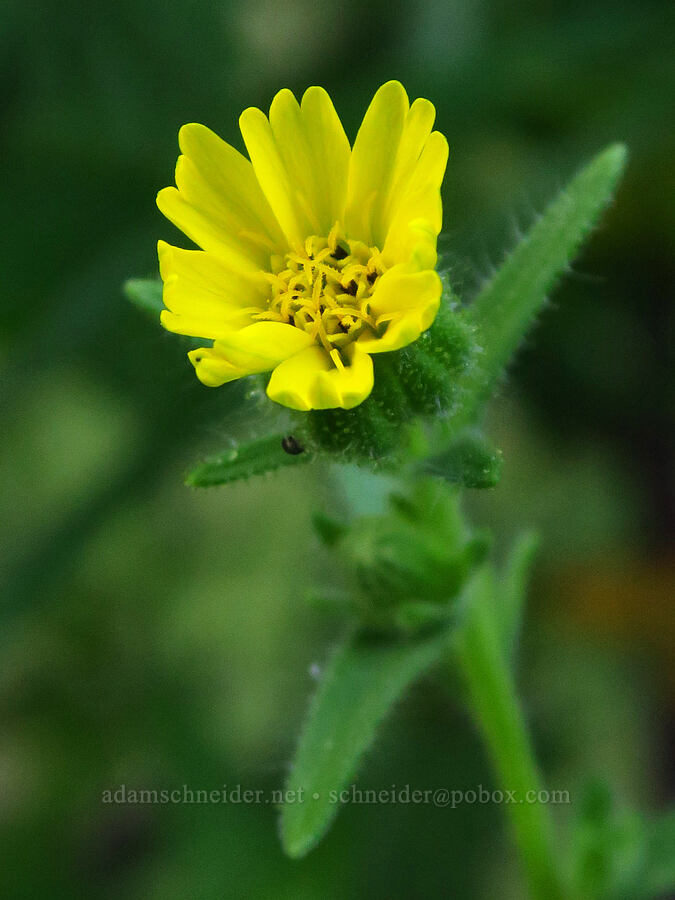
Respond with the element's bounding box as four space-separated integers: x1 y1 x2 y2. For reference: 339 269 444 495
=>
157 81 448 411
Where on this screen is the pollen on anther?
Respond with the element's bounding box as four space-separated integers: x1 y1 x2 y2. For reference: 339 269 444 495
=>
264 224 385 355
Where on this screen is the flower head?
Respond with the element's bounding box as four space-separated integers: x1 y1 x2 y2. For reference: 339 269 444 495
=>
157 81 448 411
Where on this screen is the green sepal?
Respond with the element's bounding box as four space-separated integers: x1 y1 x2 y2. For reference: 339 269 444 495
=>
123 278 164 318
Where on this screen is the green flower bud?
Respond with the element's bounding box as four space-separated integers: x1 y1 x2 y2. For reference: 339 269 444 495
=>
314 480 489 634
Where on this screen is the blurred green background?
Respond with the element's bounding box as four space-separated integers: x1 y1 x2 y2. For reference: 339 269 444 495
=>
1 0 673 896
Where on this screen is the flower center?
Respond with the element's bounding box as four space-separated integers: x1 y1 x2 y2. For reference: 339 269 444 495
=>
256 223 387 364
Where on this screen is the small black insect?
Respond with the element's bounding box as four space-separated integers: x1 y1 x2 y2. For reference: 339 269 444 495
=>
281 435 304 455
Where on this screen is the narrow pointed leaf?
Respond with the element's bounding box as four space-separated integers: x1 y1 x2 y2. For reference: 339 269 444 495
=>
280 627 453 858
186 434 312 487
499 531 539 665
460 143 627 426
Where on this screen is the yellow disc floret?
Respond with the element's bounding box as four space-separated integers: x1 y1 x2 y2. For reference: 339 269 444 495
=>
256 224 386 370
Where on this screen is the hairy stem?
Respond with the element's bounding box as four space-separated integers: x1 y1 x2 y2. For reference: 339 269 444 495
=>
455 572 569 899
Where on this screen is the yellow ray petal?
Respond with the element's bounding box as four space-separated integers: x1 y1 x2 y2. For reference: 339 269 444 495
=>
268 89 323 238
177 124 287 255
345 83 447 259
344 80 409 246
161 308 259 340
357 269 442 353
239 105 307 250
375 98 437 243
266 343 374 411
156 123 286 268
267 87 350 236
157 186 269 272
158 240 270 340
300 87 351 232
382 218 439 272
383 131 449 263
188 322 315 387
214 321 315 367
187 345 247 387
158 240 269 313
240 88 351 249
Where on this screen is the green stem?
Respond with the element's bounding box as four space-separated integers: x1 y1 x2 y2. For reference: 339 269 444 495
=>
455 573 569 900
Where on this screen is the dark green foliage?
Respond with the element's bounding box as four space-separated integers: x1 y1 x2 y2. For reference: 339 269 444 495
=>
637 811 675 900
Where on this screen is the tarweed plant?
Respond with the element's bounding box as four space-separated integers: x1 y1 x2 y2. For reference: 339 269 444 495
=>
125 83 673 899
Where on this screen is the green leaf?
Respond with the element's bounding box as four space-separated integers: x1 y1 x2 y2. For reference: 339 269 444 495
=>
123 278 164 318
499 531 539 665
420 431 503 488
459 143 627 425
185 433 312 487
280 626 453 858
